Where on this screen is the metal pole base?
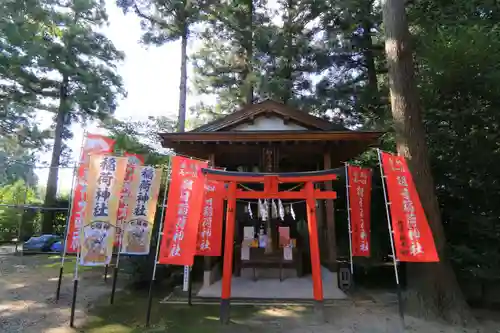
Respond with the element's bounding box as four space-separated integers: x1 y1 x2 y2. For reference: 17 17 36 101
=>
313 300 326 324
69 280 79 327
220 298 230 324
55 266 64 302
110 267 119 305
104 265 109 283
145 278 155 327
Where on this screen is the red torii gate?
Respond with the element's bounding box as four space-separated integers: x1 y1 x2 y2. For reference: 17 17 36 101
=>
201 168 338 324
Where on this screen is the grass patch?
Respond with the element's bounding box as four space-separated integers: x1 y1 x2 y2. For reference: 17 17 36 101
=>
41 256 94 275
80 291 278 333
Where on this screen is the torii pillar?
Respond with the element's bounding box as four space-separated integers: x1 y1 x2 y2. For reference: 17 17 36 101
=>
201 168 337 324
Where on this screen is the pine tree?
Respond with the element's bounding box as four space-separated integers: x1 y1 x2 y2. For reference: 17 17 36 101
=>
117 0 204 132
1 0 125 233
381 0 473 324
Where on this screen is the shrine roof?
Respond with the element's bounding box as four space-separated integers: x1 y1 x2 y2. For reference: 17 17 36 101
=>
190 99 347 132
158 100 384 156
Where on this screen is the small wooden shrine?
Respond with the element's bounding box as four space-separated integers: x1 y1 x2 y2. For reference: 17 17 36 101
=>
159 100 382 289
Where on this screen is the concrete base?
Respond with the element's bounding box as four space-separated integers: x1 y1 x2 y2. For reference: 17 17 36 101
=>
197 266 347 300
202 261 221 288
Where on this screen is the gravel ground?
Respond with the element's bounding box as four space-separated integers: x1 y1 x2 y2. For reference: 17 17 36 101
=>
0 246 113 333
0 245 498 333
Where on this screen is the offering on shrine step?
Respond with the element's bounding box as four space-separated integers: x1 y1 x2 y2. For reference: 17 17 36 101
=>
243 226 255 240
283 247 293 261
241 246 250 260
278 226 290 247
258 227 267 248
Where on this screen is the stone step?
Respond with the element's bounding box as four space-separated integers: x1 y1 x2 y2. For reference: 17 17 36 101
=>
241 267 297 280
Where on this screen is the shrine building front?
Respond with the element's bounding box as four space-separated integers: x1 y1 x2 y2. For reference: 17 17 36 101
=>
159 100 382 300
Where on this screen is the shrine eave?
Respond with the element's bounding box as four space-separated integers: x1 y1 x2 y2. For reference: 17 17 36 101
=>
159 130 384 146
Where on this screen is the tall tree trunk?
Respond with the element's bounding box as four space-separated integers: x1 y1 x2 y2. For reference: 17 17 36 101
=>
381 0 473 325
362 19 378 98
177 23 188 133
42 75 68 234
282 0 294 105
244 0 254 105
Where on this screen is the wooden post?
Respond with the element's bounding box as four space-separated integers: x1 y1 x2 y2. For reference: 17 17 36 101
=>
220 181 237 324
323 150 337 269
305 181 324 317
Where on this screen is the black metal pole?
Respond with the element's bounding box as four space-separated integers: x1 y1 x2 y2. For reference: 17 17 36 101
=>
56 266 64 301
395 264 405 324
146 164 170 328
110 266 119 304
145 274 155 327
104 264 109 282
69 279 79 328
187 266 193 306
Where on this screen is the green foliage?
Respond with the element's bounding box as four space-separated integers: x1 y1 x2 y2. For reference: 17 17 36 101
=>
0 0 126 232
103 116 175 165
0 181 40 242
117 0 203 45
414 21 500 282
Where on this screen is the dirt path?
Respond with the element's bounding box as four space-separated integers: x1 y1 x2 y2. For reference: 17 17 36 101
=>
1 246 498 333
0 247 112 333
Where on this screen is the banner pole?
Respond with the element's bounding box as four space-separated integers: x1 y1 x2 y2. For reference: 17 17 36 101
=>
110 224 123 305
69 231 82 328
344 163 354 275
377 149 405 328
56 130 86 302
15 184 28 256
110 150 130 299
146 163 170 327
188 266 193 306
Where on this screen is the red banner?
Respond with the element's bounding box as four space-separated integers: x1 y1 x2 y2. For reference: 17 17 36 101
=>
115 153 145 247
65 134 115 253
347 165 372 257
380 151 439 262
196 179 225 256
158 156 208 266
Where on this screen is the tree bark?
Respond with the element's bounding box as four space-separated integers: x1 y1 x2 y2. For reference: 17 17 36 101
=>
42 75 68 234
381 0 474 325
243 0 254 105
282 0 294 105
177 22 188 133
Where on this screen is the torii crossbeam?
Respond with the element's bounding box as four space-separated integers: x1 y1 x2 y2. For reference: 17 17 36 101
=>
201 168 338 324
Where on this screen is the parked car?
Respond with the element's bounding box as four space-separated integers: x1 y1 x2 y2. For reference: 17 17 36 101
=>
22 234 61 253
50 240 63 253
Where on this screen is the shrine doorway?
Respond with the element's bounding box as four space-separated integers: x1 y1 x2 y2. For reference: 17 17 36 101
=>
198 168 344 324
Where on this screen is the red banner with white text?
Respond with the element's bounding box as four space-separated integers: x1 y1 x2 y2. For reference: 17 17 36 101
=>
347 165 372 257
65 134 115 253
196 179 225 256
115 153 145 247
158 156 208 266
380 151 439 262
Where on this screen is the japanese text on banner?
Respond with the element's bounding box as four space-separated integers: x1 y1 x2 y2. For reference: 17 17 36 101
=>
347 165 372 257
66 134 115 253
121 166 162 255
158 156 208 266
79 155 127 266
380 151 439 262
116 154 144 247
196 179 225 256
